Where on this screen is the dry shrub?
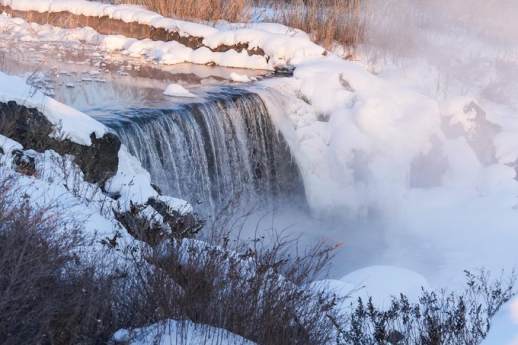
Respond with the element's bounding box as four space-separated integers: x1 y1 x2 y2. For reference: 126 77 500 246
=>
117 0 251 23
126 233 341 345
0 179 113 345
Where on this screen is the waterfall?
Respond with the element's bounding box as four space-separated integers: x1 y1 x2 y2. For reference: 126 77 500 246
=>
95 88 305 215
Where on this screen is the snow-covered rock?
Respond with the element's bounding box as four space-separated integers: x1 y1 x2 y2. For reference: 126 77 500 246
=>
163 83 196 98
229 72 251 82
0 70 105 146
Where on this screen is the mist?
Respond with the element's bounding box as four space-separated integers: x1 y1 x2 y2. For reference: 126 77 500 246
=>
255 0 518 290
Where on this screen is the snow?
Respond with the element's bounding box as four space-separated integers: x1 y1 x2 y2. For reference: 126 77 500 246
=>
112 329 130 343
483 297 518 345
163 83 197 98
156 195 193 216
0 12 271 70
229 72 251 82
0 71 106 146
312 266 430 310
105 146 159 209
339 266 430 306
0 135 124 248
0 0 217 38
0 134 23 153
0 0 324 70
115 320 256 345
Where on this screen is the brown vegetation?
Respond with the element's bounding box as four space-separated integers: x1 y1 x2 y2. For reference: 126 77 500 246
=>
265 0 364 49
117 0 364 49
117 0 251 23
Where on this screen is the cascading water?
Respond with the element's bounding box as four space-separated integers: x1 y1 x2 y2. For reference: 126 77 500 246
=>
95 88 305 215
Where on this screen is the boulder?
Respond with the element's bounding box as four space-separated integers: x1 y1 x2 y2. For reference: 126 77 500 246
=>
11 149 36 176
114 198 203 246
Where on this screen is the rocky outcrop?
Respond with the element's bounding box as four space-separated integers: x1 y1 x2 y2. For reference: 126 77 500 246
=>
114 198 203 246
0 101 120 186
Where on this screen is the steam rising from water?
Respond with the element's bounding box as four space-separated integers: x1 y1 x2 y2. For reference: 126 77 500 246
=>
364 0 518 107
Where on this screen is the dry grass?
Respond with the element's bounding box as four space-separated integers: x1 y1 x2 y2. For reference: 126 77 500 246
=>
265 0 364 49
117 0 251 23
116 0 364 49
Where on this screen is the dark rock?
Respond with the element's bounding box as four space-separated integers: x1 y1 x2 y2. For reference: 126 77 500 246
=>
150 183 162 195
147 197 203 239
114 202 166 246
273 65 295 77
0 101 121 186
12 149 36 176
114 198 203 246
387 330 404 344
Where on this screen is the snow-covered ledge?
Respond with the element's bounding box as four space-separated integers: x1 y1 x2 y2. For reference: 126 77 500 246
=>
0 0 325 70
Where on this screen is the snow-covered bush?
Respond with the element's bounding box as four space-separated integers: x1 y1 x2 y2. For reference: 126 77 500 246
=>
334 271 516 345
0 178 118 345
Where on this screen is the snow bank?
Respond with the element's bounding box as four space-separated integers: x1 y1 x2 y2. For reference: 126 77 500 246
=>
0 13 271 70
311 266 429 310
483 297 518 345
202 28 325 66
340 266 430 306
0 0 217 38
259 56 440 215
0 134 123 246
114 320 256 345
0 0 324 70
